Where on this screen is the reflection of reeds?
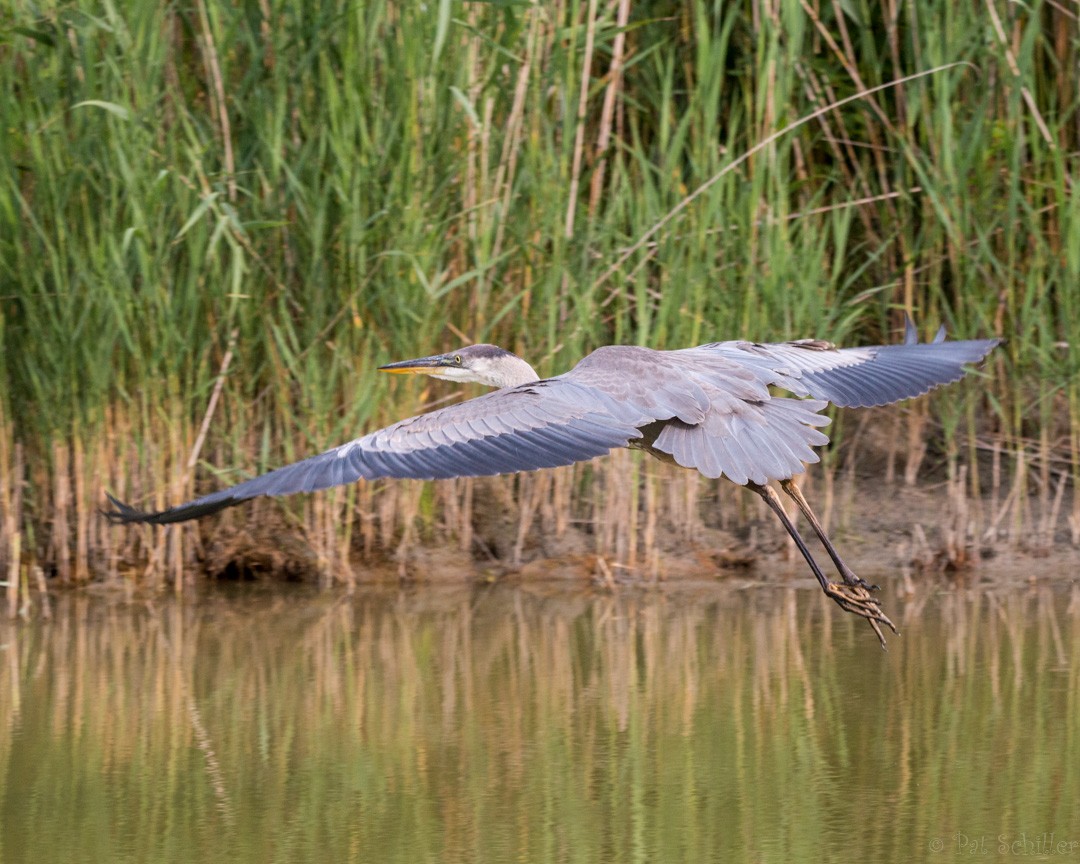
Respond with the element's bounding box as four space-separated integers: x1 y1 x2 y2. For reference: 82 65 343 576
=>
5 1 1073 585
1 586 1077 861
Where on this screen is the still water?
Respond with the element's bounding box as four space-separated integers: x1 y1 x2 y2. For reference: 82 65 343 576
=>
1 579 1077 863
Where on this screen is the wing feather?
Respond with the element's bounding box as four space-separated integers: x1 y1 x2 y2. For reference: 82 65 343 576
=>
105 327 998 525
104 375 651 524
698 330 998 409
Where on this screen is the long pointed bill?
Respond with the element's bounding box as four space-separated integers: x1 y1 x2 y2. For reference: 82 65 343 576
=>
378 354 453 375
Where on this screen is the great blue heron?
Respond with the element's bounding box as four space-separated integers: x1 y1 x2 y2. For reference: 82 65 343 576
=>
106 320 998 646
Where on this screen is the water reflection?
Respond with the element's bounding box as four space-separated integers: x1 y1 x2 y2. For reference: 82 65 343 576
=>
1 581 1077 863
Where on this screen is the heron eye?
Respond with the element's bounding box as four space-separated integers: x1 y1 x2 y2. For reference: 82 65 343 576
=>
454 355 463 365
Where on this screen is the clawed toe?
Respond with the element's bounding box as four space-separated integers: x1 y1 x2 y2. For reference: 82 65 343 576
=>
824 581 898 649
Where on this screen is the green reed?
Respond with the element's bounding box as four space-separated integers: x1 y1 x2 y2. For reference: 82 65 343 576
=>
1 0 1075 583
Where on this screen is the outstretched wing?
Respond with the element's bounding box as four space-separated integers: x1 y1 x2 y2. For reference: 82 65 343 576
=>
105 325 999 524
105 374 654 525
635 323 999 484
695 324 999 408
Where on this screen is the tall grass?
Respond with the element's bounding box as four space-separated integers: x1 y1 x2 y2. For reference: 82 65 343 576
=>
1 0 1076 586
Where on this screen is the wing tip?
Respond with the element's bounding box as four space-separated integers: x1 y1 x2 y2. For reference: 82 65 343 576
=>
102 490 227 525
101 492 159 525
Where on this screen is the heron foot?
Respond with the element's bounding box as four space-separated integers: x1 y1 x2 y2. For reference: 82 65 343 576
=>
823 581 897 649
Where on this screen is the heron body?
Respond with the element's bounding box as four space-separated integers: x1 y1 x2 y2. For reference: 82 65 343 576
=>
106 322 999 646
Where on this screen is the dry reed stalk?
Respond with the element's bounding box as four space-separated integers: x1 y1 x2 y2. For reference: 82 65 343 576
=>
486 475 519 554
838 411 872 534
1037 426 1052 549
462 6 480 245
989 428 1003 545
1 412 22 613
513 473 547 565
884 0 908 129
95 435 117 583
102 415 118 580
984 0 1056 148
587 0 630 217
194 0 237 200
825 0 905 238
169 417 189 592
377 484 397 553
677 468 703 544
341 488 359 586
813 458 835 539
594 554 617 589
643 469 659 579
139 434 169 587
311 493 331 583
599 449 636 564
330 487 351 585
564 0 600 238
4 537 18 620
942 464 971 566
982 465 1018 547
393 480 424 576
1009 447 1028 547
329 492 344 581
800 0 901 143
589 463 612 557
549 465 572 538
185 330 238 486
627 456 641 568
73 436 89 581
435 478 464 553
52 441 72 583
773 0 882 228
1044 471 1068 551
903 403 929 486
460 478 475 556
356 483 377 560
478 7 538 322
117 412 140 577
792 62 877 237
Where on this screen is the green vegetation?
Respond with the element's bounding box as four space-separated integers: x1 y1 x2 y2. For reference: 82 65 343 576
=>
1 0 1076 587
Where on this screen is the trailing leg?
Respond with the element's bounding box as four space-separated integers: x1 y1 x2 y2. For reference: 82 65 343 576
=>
748 482 896 648
780 479 874 590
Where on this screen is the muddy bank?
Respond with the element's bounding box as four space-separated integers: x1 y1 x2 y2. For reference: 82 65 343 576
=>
190 478 1079 588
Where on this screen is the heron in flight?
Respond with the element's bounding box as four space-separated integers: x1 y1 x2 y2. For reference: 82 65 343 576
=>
106 320 998 646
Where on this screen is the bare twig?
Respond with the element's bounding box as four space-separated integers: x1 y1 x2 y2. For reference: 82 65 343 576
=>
588 0 631 217
565 0 600 238
984 0 1055 147
194 0 237 200
183 328 239 482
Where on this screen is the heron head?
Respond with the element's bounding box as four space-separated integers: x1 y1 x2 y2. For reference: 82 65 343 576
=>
379 344 540 389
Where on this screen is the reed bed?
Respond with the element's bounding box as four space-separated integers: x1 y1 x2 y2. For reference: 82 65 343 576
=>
2 0 1077 589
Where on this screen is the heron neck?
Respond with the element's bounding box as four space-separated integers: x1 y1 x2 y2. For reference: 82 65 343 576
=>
488 356 540 389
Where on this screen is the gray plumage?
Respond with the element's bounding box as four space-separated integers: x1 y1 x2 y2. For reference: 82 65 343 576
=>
105 326 998 646
105 331 997 525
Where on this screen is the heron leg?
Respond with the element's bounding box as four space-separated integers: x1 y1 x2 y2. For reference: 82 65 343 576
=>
747 482 830 593
779 479 874 591
748 482 895 648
